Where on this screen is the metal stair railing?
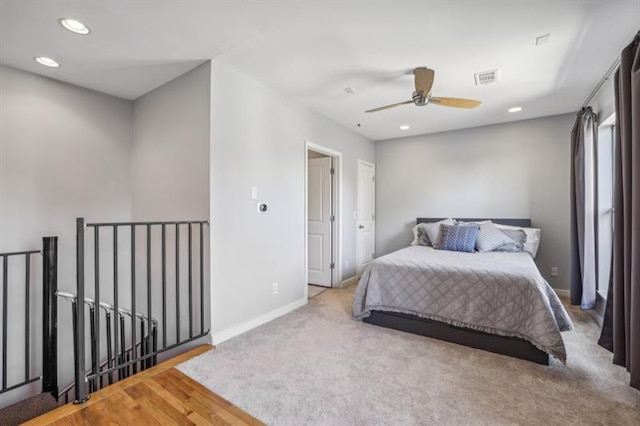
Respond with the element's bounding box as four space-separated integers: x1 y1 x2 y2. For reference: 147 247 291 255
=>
72 218 210 404
0 237 58 401
56 290 158 402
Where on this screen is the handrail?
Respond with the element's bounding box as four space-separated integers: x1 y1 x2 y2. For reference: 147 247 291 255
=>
56 290 158 325
85 220 209 227
0 249 41 257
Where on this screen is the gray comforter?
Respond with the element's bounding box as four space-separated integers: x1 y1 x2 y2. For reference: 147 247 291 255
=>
353 246 573 362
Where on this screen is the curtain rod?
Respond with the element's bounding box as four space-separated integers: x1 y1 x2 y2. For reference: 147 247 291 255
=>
582 30 639 108
582 57 621 108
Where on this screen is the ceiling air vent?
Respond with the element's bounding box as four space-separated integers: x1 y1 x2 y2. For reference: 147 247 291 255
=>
474 69 499 86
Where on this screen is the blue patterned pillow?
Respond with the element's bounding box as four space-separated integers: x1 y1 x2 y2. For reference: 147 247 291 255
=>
434 224 479 253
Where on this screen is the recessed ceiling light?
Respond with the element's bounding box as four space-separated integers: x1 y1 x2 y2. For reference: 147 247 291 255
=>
59 18 90 35
399 125 410 130
508 107 523 113
34 57 60 68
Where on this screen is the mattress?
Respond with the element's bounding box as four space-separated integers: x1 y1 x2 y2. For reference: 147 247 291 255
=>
352 246 573 362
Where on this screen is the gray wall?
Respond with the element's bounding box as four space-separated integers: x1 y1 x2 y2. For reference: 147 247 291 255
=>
0 64 133 405
210 61 375 337
590 76 615 122
131 62 211 221
375 113 575 290
130 62 212 349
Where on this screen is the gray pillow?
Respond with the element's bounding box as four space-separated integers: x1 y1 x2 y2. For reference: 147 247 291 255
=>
422 218 455 247
410 223 432 246
494 242 522 252
495 224 541 258
416 225 431 245
495 228 526 252
475 222 516 252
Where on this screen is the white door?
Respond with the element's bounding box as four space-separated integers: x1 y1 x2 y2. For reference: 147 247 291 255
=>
356 161 375 275
308 157 333 287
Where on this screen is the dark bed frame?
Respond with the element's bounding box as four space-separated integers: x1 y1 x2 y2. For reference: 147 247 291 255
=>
363 217 550 365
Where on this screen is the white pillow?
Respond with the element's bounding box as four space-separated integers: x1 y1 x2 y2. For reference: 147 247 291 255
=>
475 222 515 252
455 219 490 226
494 223 541 258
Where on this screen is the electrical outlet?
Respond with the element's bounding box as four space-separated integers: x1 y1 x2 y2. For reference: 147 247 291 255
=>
550 267 558 277
272 282 279 295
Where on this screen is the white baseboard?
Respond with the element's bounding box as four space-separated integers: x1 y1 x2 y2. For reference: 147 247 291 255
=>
337 275 359 288
553 288 570 298
211 297 307 345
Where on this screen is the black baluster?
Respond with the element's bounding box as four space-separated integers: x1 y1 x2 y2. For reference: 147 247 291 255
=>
139 319 146 372
74 217 89 403
119 314 127 379
146 224 152 360
24 253 30 383
161 224 167 349
2 255 8 392
89 305 96 393
71 299 79 400
175 224 180 343
113 225 119 383
152 324 158 366
200 223 205 334
106 311 113 385
93 226 100 390
131 225 137 375
42 236 58 399
188 223 193 338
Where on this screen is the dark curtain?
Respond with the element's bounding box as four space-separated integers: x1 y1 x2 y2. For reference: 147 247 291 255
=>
570 108 597 309
598 32 640 391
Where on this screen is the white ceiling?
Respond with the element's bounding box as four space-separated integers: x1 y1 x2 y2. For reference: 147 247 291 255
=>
1 0 638 140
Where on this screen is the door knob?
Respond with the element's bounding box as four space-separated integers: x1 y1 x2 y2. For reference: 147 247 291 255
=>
358 225 364 229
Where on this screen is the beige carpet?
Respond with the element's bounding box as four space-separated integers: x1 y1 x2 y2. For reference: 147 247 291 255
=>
308 284 328 299
178 284 640 425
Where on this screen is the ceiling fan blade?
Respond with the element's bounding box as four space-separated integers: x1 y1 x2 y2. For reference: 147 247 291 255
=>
429 97 481 109
365 100 413 113
414 67 435 95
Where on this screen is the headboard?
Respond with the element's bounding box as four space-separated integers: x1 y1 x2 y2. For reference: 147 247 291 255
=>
416 218 532 227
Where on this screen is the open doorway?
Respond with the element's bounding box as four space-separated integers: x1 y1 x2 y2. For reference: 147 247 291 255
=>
305 142 341 297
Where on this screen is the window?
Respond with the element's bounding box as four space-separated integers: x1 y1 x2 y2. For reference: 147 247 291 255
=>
596 115 615 297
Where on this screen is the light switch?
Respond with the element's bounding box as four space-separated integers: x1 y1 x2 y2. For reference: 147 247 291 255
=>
250 186 258 200
353 211 357 220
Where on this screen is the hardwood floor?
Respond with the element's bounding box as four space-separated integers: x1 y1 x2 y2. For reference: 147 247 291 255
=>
24 345 264 426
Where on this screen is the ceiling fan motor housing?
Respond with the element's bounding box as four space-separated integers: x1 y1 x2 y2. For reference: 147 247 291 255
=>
412 91 428 106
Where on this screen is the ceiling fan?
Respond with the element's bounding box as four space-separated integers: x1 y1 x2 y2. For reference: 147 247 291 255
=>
365 67 481 113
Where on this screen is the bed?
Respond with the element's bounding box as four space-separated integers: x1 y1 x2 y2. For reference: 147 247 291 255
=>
352 218 573 364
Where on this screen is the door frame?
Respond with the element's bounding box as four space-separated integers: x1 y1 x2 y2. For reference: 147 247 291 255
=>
356 159 375 276
304 141 342 298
